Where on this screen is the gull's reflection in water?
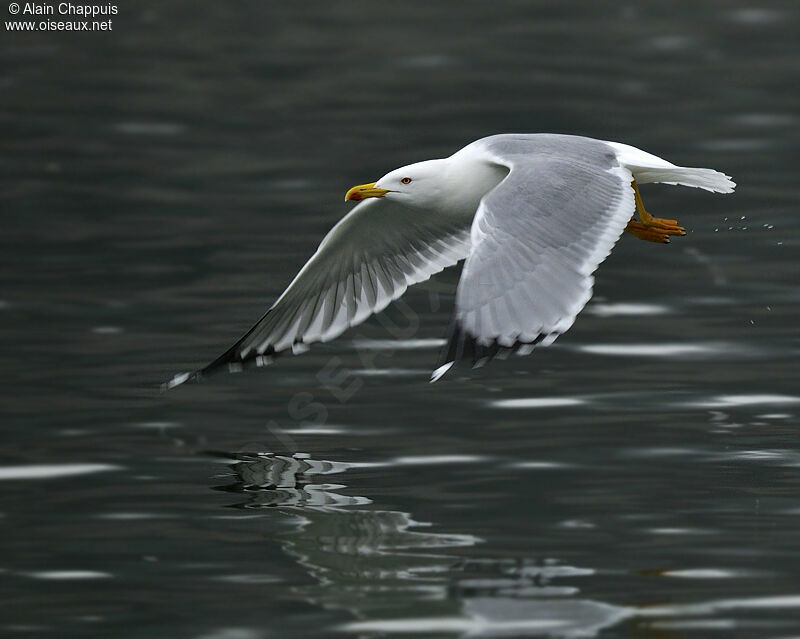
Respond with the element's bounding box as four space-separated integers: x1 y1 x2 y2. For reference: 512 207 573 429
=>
216 452 369 508
214 453 634 638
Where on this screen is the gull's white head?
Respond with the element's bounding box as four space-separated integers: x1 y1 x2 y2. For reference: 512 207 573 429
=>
344 151 507 214
344 159 448 209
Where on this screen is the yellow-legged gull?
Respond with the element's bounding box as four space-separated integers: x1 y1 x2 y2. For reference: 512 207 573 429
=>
167 133 734 388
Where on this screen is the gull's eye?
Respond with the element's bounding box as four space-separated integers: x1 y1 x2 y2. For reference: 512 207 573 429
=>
400 177 412 185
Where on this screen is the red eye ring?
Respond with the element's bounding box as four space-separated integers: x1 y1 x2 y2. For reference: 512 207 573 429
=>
400 177 412 185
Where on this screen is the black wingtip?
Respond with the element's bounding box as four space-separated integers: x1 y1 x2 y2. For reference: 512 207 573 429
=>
162 342 251 392
164 342 283 391
435 315 553 379
435 317 503 375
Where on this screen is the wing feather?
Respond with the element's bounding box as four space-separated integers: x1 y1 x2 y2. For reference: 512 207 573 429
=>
434 137 635 380
170 196 473 386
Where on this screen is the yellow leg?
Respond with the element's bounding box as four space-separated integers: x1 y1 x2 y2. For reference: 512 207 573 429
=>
625 181 686 243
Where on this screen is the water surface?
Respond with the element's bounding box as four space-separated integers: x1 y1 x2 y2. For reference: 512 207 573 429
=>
2 1 800 637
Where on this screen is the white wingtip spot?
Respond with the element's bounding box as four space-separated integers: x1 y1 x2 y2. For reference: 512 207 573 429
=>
541 333 560 347
255 355 274 368
430 361 454 383
292 342 310 355
165 371 192 390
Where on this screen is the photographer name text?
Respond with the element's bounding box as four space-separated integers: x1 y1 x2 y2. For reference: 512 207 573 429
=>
12 3 116 17
6 2 117 31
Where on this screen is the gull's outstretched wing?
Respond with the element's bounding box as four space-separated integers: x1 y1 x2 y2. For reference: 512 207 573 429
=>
433 135 635 380
169 197 472 387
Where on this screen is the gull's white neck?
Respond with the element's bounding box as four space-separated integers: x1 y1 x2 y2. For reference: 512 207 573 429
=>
437 150 508 215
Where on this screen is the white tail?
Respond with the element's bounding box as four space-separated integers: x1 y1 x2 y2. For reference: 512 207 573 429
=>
626 165 736 194
606 141 736 194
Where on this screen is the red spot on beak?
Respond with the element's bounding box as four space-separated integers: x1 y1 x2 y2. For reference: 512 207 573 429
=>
349 192 362 201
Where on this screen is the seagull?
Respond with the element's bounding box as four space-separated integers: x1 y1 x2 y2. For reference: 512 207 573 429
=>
167 134 734 388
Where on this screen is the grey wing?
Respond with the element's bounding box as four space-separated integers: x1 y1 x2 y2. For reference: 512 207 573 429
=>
169 197 472 387
433 152 634 380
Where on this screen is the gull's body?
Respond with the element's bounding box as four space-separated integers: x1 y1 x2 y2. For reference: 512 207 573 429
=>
167 134 734 388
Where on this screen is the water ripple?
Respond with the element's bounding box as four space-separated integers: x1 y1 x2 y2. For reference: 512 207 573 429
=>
664 569 743 579
585 302 670 317
392 455 486 466
512 461 570 470
0 463 121 481
24 570 112 580
492 397 585 409
352 338 445 351
690 394 800 408
577 343 718 357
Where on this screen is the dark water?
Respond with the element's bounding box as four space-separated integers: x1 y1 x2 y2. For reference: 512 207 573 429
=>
2 1 800 637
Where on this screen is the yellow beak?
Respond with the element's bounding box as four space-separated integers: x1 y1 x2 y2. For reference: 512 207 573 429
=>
344 182 390 202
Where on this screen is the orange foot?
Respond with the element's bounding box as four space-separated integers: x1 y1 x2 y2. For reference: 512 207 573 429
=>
626 180 686 243
625 219 683 244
